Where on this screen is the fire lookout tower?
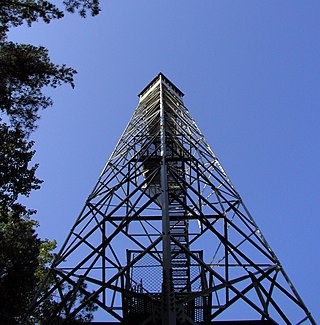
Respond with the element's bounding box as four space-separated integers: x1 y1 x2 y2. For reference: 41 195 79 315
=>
26 74 315 324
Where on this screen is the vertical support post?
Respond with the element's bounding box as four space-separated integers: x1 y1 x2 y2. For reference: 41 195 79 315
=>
159 75 176 325
102 220 106 305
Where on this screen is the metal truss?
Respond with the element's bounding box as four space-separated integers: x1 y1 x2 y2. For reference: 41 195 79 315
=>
25 73 315 324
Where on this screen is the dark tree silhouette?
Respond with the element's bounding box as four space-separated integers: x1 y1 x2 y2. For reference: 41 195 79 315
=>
0 42 76 133
0 0 100 38
0 0 101 323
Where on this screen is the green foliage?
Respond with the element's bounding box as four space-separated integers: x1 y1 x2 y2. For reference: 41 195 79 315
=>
0 1 63 39
63 0 101 17
35 238 57 284
0 209 41 323
28 282 97 324
0 0 101 39
0 0 101 322
0 123 42 207
0 42 76 132
0 205 61 324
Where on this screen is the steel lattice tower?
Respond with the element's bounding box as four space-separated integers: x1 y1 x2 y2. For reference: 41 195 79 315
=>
26 74 315 324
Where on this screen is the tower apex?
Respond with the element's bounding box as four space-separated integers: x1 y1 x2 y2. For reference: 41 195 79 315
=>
138 72 184 100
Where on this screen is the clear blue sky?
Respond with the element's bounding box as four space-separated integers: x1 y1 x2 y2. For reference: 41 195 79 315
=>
9 0 320 321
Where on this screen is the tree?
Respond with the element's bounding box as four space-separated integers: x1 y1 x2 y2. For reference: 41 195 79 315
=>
0 42 76 133
0 0 100 39
0 1 101 132
0 209 42 323
63 0 101 17
0 124 56 323
0 0 101 322
0 123 42 208
0 200 95 324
